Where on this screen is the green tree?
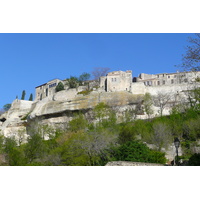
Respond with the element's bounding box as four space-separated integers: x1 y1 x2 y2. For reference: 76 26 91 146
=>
143 93 154 119
2 137 26 165
3 104 11 111
61 128 117 166
21 90 26 100
55 82 65 92
118 123 136 144
79 72 91 82
66 76 79 88
29 93 33 101
93 102 110 125
68 114 88 132
25 133 47 164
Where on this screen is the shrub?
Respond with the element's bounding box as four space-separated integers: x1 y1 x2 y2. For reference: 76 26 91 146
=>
55 82 65 92
110 141 166 164
77 89 92 96
188 153 200 166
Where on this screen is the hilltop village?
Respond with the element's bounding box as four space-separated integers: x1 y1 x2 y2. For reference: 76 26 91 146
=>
36 69 200 100
1 69 200 134
0 69 200 164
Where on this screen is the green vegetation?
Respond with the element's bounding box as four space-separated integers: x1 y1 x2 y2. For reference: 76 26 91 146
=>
65 76 79 88
110 141 166 164
3 104 11 111
79 72 90 83
2 87 200 165
29 93 33 101
77 89 92 96
0 102 167 166
55 82 65 92
65 72 91 89
21 112 32 120
21 90 26 100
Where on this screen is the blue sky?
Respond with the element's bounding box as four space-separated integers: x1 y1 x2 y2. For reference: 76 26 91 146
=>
0 33 194 108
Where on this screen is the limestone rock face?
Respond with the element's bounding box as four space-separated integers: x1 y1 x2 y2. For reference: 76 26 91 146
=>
0 99 34 140
0 90 182 162
0 91 141 137
29 91 141 118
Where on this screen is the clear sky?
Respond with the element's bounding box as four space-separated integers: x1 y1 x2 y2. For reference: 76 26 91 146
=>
0 33 194 108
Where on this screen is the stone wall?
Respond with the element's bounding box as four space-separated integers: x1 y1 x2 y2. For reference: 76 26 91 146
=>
35 78 63 101
105 161 164 166
100 70 132 92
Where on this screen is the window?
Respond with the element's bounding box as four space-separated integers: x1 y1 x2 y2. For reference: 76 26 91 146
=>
49 83 57 88
171 79 174 84
174 75 176 78
163 80 165 85
168 76 170 78
157 81 160 85
112 78 117 82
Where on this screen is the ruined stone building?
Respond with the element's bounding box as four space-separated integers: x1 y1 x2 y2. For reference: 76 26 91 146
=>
35 79 63 101
35 70 200 102
136 71 200 86
35 78 98 101
100 70 133 92
99 70 200 95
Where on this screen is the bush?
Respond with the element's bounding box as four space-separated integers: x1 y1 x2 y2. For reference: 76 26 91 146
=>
55 82 65 92
118 123 136 144
77 89 92 96
110 141 166 164
188 153 200 166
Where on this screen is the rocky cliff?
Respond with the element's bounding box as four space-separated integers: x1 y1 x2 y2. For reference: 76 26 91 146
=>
0 90 142 138
0 99 33 141
0 89 182 162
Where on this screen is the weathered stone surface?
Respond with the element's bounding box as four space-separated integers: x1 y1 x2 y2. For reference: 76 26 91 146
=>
29 91 142 118
105 161 164 166
0 89 184 161
0 99 33 140
0 91 141 137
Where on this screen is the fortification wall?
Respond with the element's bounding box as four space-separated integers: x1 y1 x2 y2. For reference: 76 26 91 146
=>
145 83 194 95
131 82 146 94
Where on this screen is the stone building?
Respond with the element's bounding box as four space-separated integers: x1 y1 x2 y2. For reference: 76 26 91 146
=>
100 70 200 93
35 70 200 102
136 71 200 86
100 70 132 92
35 79 64 101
